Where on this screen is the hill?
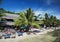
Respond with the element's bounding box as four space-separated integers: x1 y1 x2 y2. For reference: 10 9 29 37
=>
0 8 15 14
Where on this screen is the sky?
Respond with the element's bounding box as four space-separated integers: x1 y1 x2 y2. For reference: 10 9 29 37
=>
0 0 60 19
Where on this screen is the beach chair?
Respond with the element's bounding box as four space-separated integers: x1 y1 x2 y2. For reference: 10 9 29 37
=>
17 32 23 36
0 36 2 39
3 34 11 39
0 32 3 39
10 34 16 38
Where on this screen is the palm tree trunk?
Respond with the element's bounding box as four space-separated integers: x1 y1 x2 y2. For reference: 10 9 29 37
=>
26 24 30 32
26 26 29 32
15 26 18 31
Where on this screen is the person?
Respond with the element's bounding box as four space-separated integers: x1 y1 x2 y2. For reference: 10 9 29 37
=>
44 25 46 29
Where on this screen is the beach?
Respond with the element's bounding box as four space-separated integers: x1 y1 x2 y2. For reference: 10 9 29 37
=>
0 28 59 42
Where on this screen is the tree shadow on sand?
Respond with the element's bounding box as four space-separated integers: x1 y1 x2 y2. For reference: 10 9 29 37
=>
52 29 60 42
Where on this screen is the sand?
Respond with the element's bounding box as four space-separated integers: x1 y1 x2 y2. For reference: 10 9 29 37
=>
0 27 60 42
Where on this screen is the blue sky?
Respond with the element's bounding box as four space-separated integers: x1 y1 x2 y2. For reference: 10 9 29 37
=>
0 0 60 19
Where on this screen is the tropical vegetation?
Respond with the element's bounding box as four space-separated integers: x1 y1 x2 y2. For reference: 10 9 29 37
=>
0 8 15 14
14 8 40 31
43 13 60 27
0 8 60 31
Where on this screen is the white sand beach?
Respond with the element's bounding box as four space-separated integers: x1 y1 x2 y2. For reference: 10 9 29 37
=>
0 28 59 42
0 29 58 42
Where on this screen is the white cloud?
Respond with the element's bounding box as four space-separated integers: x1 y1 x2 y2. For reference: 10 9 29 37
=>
34 8 52 16
53 14 60 19
34 8 45 16
34 10 44 16
34 8 60 19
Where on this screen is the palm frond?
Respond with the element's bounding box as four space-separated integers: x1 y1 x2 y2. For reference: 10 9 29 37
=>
31 22 40 28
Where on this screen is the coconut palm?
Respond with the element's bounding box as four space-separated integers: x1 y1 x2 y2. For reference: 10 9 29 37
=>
49 15 57 27
56 20 60 26
43 13 60 28
43 13 50 27
14 8 40 31
0 8 6 21
0 9 5 30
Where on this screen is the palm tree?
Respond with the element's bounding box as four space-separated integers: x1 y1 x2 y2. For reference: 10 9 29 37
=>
44 13 59 28
14 8 40 32
0 9 5 30
52 16 57 27
50 15 57 27
49 15 54 27
0 8 5 21
56 20 60 26
43 13 50 27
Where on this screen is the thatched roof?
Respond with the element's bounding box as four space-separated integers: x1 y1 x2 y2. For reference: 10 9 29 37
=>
2 13 19 19
1 13 20 25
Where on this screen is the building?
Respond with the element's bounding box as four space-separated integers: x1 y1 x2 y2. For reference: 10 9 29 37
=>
1 13 19 28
